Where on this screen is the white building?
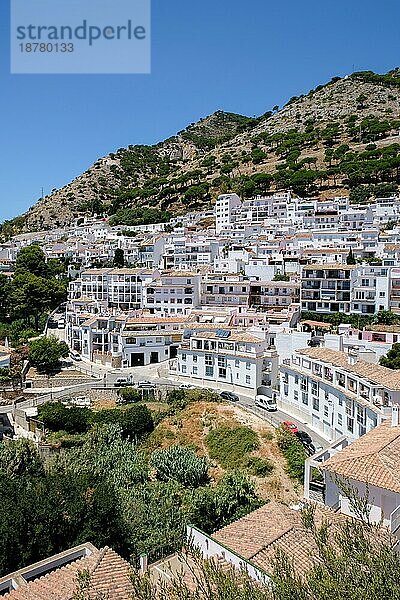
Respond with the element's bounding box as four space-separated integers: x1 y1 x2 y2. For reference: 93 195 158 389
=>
304 412 400 537
68 268 153 312
351 265 391 315
301 264 353 314
175 328 278 393
143 272 201 316
279 347 396 441
215 193 241 234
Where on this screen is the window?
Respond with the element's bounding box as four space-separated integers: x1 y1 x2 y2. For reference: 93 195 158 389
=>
246 362 251 370
182 365 187 373
193 355 197 363
337 413 343 426
246 375 251 384
294 391 299 401
294 375 299 385
181 353 186 361
193 366 198 375
302 393 308 405
379 291 385 297
313 397 319 411
324 405 329 417
235 359 240 367
205 366 213 377
205 354 213 366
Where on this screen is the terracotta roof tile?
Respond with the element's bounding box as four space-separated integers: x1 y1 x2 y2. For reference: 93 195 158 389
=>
212 502 349 577
2 547 133 600
321 421 400 493
297 347 400 390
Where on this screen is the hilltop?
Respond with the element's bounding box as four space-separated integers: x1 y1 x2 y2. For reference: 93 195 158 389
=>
7 69 400 234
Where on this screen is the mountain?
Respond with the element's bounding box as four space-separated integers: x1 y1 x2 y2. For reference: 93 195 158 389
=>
7 69 400 233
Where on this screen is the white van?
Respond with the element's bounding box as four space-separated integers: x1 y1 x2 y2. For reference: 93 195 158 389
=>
255 394 277 411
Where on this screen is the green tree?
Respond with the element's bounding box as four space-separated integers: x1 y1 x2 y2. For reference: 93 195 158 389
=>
0 439 44 478
379 343 400 369
373 310 399 326
15 245 48 278
275 424 307 481
346 248 356 264
38 401 91 433
0 274 10 322
113 248 125 268
28 336 69 373
118 386 141 403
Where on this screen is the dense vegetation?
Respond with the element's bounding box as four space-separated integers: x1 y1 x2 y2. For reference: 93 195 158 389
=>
0 392 267 576
301 309 400 330
28 336 69 374
205 425 260 469
0 245 67 346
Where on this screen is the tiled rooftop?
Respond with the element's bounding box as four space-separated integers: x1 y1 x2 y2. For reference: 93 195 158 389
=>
212 501 347 577
321 421 400 493
297 347 400 390
2 546 133 600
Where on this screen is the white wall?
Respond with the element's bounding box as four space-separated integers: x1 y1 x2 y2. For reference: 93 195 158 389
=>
275 332 311 363
187 526 269 584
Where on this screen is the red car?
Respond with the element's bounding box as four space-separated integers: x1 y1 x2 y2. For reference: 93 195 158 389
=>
282 421 299 435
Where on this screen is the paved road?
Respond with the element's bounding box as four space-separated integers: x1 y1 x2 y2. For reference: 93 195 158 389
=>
7 350 329 450
234 394 327 449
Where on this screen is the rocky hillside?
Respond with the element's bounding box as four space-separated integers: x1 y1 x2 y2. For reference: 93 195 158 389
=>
8 69 400 233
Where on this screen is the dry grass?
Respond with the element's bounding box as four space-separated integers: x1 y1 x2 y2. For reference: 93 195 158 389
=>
144 400 300 504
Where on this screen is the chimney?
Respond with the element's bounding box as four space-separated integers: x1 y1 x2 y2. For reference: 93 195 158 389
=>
139 554 148 574
392 405 400 427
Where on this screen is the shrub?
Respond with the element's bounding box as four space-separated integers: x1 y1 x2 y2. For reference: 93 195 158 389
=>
275 425 307 481
91 405 154 440
38 402 91 434
151 445 209 487
118 387 141 403
205 426 259 469
245 456 274 477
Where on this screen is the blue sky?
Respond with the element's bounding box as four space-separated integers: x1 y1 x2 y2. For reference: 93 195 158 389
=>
1 0 400 221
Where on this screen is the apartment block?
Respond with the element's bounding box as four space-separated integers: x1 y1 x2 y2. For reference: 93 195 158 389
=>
280 347 396 441
301 264 353 314
175 329 278 392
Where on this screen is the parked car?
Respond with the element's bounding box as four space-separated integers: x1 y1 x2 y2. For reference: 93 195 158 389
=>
179 383 195 389
296 430 312 444
220 391 239 402
282 420 299 435
137 380 156 389
57 318 66 329
114 377 129 387
255 394 277 411
70 351 82 361
296 430 316 455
